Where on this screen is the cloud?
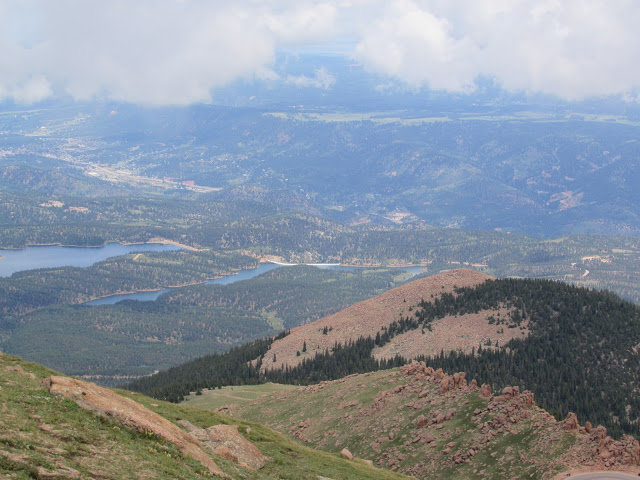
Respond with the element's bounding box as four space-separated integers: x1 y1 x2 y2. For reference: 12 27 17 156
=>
0 0 337 105
1 0 640 104
286 67 336 89
351 0 640 100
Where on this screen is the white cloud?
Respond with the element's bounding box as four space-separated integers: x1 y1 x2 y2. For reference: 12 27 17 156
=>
0 0 337 105
1 0 640 104
350 0 640 100
286 67 336 89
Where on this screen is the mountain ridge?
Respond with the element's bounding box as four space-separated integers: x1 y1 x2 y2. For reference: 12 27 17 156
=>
259 269 494 372
129 269 640 439
224 361 640 479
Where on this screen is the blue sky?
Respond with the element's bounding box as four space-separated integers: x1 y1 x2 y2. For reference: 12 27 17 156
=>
1 0 639 105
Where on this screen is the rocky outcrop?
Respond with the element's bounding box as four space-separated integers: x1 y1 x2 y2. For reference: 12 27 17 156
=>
178 420 267 470
47 376 225 476
340 448 353 460
231 359 640 478
479 383 492 398
563 412 579 430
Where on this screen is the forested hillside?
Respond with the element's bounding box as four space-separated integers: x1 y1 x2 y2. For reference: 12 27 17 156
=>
0 266 409 382
128 275 640 439
4 189 640 304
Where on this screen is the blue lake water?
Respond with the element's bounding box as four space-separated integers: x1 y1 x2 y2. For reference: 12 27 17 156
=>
84 263 425 306
0 243 181 277
85 262 283 305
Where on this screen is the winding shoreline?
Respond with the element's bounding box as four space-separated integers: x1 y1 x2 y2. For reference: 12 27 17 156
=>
0 237 200 252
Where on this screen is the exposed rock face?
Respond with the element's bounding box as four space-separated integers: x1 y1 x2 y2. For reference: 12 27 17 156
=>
179 420 267 470
47 376 225 476
585 424 640 466
501 386 514 398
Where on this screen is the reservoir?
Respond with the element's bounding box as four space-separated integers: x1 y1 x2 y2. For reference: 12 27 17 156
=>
85 264 426 306
0 243 181 277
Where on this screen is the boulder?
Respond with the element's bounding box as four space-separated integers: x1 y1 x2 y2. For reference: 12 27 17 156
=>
340 448 354 460
480 384 492 398
440 378 451 394
421 433 436 444
444 408 457 421
414 415 429 428
501 386 514 398
563 412 579 430
180 421 268 470
519 391 535 408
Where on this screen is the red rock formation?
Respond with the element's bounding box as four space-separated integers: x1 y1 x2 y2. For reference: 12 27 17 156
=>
563 412 579 431
479 383 492 398
47 376 225 477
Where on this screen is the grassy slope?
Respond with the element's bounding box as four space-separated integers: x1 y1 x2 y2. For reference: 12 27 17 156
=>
223 368 588 480
0 352 407 480
183 383 297 410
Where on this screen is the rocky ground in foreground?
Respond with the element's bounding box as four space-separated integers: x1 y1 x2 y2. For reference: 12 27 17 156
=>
0 351 406 480
226 361 640 480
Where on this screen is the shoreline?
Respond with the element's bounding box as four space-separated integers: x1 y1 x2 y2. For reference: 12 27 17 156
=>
265 258 429 269
267 261 341 267
81 264 262 304
0 238 200 252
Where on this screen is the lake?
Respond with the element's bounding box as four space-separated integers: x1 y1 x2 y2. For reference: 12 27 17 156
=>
84 263 426 306
0 243 181 277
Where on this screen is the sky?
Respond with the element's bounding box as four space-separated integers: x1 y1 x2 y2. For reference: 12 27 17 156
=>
1 0 640 105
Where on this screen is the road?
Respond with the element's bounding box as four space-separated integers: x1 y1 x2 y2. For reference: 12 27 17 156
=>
565 472 639 480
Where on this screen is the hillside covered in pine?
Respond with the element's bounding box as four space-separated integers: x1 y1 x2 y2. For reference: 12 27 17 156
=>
127 271 640 439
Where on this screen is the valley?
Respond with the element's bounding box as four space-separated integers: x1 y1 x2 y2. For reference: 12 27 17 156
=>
1 65 640 480
3 4 640 477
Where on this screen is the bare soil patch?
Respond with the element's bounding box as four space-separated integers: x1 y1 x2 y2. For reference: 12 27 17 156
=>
373 308 528 361
261 269 493 371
